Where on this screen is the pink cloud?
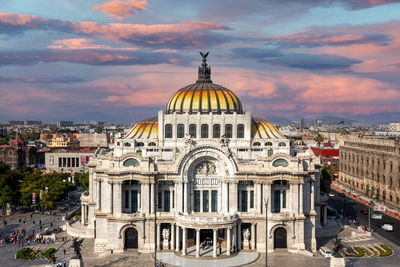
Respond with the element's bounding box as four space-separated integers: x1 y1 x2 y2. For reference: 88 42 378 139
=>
93 0 147 20
47 38 138 50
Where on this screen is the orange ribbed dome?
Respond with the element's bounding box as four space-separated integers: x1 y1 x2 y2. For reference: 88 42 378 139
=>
166 52 243 114
251 117 285 139
124 117 158 139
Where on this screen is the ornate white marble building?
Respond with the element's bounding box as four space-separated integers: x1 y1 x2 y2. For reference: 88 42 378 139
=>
80 53 322 257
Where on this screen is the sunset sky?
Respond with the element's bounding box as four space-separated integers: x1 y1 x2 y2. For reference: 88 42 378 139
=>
1 0 400 124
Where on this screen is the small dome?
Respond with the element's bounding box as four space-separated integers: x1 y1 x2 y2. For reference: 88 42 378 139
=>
251 117 285 139
124 117 158 139
166 52 243 114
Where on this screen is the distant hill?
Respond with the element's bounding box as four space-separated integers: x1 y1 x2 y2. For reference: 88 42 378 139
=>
262 115 293 126
317 115 358 126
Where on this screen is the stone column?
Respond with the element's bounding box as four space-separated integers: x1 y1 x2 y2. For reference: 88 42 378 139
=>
177 182 182 213
231 181 238 212
310 181 315 211
196 229 200 257
238 223 242 250
190 182 194 213
174 182 178 212
223 181 229 212
257 182 262 213
81 205 84 224
176 225 180 252
266 182 272 213
113 181 122 216
96 180 101 211
218 181 222 212
184 182 188 213
251 223 256 250
89 171 94 203
108 181 113 214
182 227 187 256
171 224 175 250
226 228 231 256
137 188 141 213
157 223 161 250
299 182 304 214
213 229 217 257
150 183 155 214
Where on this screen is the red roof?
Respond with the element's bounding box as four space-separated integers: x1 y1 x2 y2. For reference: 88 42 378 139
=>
323 142 332 148
310 147 339 158
11 138 24 144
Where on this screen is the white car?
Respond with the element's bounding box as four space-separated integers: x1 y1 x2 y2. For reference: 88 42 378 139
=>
319 246 332 257
372 214 383 219
381 224 393 231
329 193 335 197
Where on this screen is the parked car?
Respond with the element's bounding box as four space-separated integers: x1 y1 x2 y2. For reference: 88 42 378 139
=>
372 214 383 219
329 193 335 197
319 246 332 257
381 224 393 231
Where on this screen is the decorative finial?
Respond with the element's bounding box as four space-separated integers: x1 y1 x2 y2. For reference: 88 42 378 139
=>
196 51 212 83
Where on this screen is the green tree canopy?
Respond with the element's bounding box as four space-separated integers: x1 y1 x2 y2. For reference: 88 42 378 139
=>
320 165 333 193
314 133 324 147
75 172 89 192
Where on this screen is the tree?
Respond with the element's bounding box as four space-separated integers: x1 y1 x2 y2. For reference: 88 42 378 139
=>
314 133 324 148
0 162 26 207
320 165 333 193
75 172 89 191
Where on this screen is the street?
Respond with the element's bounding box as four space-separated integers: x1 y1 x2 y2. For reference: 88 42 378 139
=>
328 190 400 245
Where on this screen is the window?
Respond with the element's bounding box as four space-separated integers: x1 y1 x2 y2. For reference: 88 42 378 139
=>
268 149 273 157
124 142 131 147
165 124 172 138
241 190 248 212
123 158 140 167
203 191 209 212
125 191 129 209
278 142 286 147
131 191 138 212
253 142 261 146
148 142 156 146
250 190 254 209
158 191 162 210
164 190 170 212
201 124 209 138
225 124 232 138
213 124 221 138
177 124 184 138
211 190 218 212
189 124 196 138
273 190 280 213
237 124 244 138
194 191 200 212
282 190 286 209
273 159 289 167
136 142 144 147
265 142 273 146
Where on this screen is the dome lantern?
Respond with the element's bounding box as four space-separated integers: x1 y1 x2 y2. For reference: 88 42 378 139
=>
196 51 212 83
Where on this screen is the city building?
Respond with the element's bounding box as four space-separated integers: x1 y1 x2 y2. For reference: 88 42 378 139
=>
80 133 110 147
57 121 74 128
78 55 322 257
389 122 400 132
0 138 39 169
24 120 42 126
339 135 400 206
8 120 24 125
44 147 96 172
310 145 339 172
49 136 80 148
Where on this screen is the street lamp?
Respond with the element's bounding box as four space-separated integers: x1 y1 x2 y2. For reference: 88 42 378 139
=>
264 197 269 267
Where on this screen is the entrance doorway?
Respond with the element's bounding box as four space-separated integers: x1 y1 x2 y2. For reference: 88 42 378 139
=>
273 227 287 249
125 228 138 249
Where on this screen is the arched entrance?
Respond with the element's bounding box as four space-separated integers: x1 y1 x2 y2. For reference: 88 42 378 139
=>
274 227 287 249
125 228 138 249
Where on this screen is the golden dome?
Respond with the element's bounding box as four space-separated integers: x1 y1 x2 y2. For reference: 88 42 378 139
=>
251 117 285 139
166 52 243 114
124 117 158 139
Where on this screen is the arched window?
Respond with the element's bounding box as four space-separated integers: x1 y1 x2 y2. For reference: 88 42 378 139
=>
124 142 131 147
253 142 261 146
148 142 156 146
273 159 289 167
189 124 196 138
237 124 244 138
165 124 172 138
117 142 120 146
177 124 184 138
201 124 209 138
268 149 273 157
225 124 232 138
136 142 144 147
213 124 220 138
265 142 273 146
278 142 286 147
123 158 140 167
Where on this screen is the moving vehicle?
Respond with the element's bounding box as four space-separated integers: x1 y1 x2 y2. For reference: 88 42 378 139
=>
329 193 335 197
319 246 332 257
381 224 393 231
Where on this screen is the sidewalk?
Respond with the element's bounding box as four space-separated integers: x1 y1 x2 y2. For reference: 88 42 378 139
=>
331 182 400 220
